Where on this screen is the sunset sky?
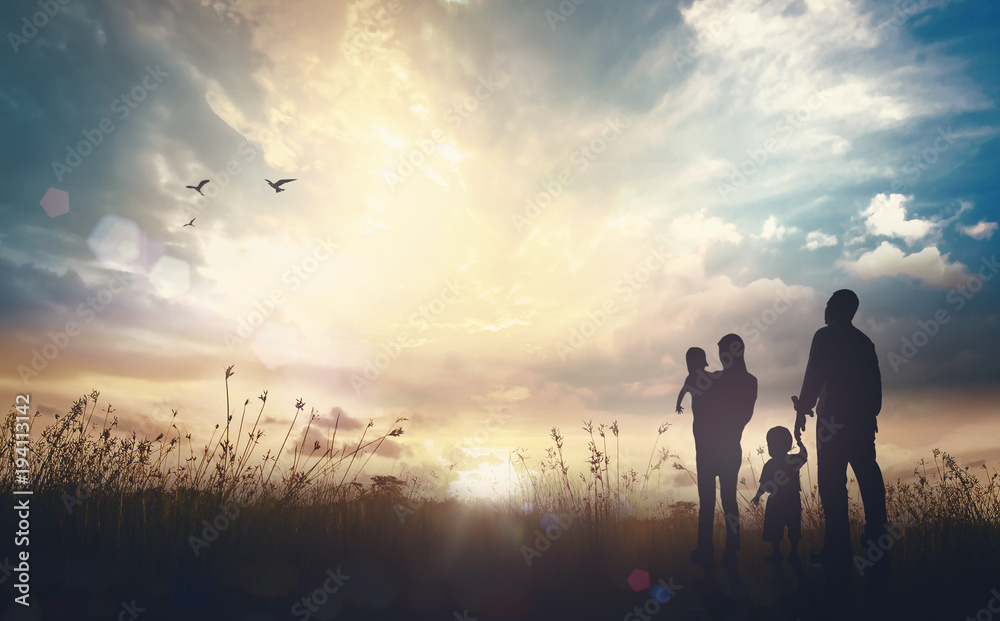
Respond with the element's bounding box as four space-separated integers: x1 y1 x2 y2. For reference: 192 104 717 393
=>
1 0 998 503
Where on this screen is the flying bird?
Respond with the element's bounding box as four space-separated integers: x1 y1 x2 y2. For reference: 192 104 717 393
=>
183 218 196 227
266 178 296 193
186 180 210 195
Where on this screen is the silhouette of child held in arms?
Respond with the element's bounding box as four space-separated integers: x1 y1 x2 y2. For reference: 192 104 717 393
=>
675 347 713 414
751 425 808 565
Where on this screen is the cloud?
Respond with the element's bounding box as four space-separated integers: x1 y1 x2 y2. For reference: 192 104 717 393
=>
479 386 531 402
442 445 503 470
758 215 797 241
802 231 837 250
669 209 742 247
313 406 365 430
840 241 968 289
958 220 998 240
862 193 935 243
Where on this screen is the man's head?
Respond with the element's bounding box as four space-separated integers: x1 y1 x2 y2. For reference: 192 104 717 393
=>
825 289 859 325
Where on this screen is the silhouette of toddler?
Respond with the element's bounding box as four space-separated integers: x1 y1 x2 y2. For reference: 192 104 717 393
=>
751 426 808 565
675 347 713 414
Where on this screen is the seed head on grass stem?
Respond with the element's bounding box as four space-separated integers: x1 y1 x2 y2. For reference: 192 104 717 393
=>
223 365 235 480
234 391 268 481
642 422 671 492
265 398 304 490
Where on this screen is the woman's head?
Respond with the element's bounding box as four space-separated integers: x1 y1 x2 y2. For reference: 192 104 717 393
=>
717 333 747 373
766 426 793 456
685 347 708 373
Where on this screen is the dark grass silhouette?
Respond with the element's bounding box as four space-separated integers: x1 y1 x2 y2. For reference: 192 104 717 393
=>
2 378 999 619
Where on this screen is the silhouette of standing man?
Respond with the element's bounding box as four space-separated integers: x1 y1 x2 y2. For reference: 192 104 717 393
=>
690 334 757 566
792 289 887 595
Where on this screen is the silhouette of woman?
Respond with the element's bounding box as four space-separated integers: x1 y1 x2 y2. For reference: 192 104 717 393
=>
689 334 758 566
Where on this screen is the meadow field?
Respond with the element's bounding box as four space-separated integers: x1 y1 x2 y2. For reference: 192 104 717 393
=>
2 383 999 621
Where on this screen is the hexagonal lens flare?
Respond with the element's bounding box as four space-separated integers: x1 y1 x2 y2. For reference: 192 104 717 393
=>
40 188 69 218
251 322 299 369
148 255 191 298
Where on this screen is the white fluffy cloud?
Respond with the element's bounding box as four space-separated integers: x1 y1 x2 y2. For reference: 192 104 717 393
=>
759 215 797 241
840 241 968 288
803 231 837 250
669 209 742 247
958 220 998 240
862 193 935 243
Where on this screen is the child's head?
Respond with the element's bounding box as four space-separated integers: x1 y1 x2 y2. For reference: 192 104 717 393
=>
685 347 708 373
766 426 793 457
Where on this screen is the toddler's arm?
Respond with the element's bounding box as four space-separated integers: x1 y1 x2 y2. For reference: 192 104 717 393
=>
796 438 808 464
675 386 688 413
751 478 766 506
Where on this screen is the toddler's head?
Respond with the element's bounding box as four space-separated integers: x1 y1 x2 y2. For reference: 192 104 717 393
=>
766 426 793 458
685 347 708 374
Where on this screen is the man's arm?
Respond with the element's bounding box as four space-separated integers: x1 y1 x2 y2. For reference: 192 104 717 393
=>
793 330 826 436
870 340 882 417
791 396 811 439
797 330 828 413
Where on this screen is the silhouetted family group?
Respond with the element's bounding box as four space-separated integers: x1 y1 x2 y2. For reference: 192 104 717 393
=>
675 290 887 599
